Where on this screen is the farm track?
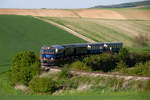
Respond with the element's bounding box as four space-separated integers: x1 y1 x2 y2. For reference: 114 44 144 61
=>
41 67 150 81
34 17 96 43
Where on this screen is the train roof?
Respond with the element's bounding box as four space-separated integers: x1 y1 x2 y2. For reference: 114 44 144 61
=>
41 42 123 49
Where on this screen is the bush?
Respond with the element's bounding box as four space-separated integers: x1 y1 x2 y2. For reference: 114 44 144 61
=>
58 65 72 79
70 61 92 71
83 53 117 72
125 61 150 76
117 48 129 64
9 51 41 85
115 61 128 73
29 77 57 93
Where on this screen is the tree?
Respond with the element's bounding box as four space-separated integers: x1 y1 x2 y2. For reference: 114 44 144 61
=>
9 51 41 85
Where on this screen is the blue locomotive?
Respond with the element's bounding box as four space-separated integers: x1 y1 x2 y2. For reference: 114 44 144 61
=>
40 42 123 67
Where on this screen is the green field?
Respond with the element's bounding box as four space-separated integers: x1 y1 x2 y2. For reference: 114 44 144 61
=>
45 17 150 51
0 94 150 100
0 73 150 100
0 15 86 73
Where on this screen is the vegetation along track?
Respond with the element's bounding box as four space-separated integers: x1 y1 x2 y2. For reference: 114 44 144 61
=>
34 17 96 43
40 67 150 81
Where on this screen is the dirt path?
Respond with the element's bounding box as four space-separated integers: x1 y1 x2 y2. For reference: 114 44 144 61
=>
40 67 150 81
34 17 96 43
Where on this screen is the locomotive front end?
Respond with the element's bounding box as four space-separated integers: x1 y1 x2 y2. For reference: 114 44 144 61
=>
40 46 55 69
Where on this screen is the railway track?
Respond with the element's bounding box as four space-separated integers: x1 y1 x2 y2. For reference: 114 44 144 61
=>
40 66 150 81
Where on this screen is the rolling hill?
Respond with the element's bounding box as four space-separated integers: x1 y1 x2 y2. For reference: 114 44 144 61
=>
44 17 150 51
92 0 150 8
0 15 86 73
0 8 150 20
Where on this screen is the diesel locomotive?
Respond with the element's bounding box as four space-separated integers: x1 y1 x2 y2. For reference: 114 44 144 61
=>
40 42 123 68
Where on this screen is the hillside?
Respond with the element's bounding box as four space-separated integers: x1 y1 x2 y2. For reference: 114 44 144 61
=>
44 17 150 51
0 15 86 73
0 9 150 20
93 0 150 8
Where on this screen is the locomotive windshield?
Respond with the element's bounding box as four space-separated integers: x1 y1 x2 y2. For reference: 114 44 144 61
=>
40 47 55 60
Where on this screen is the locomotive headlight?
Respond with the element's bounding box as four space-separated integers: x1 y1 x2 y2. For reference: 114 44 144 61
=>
51 58 54 60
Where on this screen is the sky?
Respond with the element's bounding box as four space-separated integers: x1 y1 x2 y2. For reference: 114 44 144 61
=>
0 0 146 9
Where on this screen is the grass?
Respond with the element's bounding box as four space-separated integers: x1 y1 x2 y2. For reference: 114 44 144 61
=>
0 72 150 100
45 17 150 52
0 15 86 73
0 93 150 100
0 72 24 95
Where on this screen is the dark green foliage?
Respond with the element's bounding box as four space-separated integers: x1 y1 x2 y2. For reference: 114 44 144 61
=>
134 52 150 63
117 48 129 64
29 77 57 93
9 51 41 85
83 53 117 72
115 61 128 73
70 61 92 71
125 61 150 76
19 67 33 85
11 51 39 68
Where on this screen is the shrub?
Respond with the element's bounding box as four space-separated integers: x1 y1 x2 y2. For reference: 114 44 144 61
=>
11 51 39 68
9 51 41 85
83 53 117 72
70 61 92 71
125 61 150 76
19 67 33 85
115 61 128 73
29 77 57 93
57 79 78 90
58 65 72 79
117 48 129 64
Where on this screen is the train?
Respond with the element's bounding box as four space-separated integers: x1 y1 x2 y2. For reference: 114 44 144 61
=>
40 42 123 69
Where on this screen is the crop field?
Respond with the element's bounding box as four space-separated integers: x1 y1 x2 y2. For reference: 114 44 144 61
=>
45 17 150 51
0 9 150 20
0 15 86 73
